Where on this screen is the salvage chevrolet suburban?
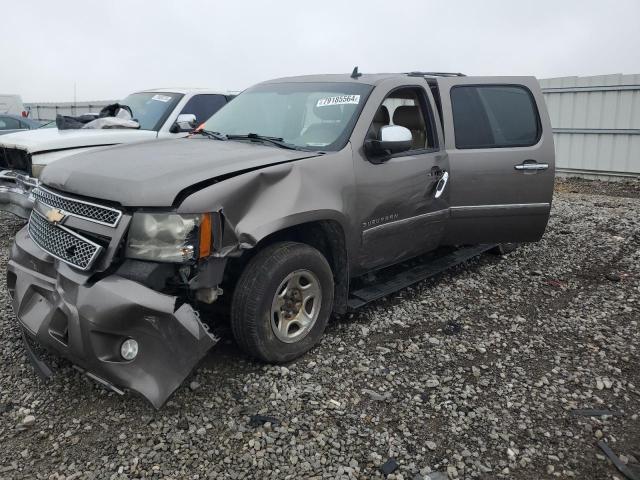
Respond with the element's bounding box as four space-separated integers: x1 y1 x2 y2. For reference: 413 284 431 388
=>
7 71 554 407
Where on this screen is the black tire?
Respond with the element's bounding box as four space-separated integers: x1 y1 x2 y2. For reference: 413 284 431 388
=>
490 242 519 255
230 241 334 363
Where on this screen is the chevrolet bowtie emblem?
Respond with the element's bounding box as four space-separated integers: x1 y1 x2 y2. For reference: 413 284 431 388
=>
45 208 65 224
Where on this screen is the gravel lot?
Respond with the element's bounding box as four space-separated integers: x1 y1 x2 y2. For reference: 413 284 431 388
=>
1 179 639 480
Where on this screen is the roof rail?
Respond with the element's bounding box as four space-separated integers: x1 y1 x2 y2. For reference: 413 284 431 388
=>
406 71 466 77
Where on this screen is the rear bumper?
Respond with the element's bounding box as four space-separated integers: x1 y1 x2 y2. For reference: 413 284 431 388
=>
0 171 37 219
7 226 219 408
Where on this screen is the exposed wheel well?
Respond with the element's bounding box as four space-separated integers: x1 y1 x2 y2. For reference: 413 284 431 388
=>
222 220 349 314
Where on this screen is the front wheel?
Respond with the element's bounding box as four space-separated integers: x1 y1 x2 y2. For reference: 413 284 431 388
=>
230 241 334 363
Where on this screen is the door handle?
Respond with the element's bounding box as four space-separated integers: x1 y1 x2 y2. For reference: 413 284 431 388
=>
434 170 449 199
515 161 549 171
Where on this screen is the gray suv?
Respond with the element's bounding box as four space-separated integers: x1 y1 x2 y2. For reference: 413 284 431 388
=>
7 72 554 407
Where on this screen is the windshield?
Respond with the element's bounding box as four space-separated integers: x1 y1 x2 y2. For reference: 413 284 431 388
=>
119 92 183 131
202 82 373 151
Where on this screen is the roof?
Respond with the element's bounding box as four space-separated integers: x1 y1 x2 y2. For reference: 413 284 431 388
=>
261 72 466 86
262 73 401 86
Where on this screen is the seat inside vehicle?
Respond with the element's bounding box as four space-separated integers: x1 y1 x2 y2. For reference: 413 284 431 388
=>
393 105 427 149
368 87 434 151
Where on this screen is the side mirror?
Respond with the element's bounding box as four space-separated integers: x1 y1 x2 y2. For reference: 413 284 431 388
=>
170 113 197 133
365 125 412 162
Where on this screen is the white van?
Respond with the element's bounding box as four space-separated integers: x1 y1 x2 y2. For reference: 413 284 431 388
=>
0 95 25 116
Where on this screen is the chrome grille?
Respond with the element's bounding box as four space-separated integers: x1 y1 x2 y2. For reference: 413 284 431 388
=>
33 186 122 227
28 210 102 271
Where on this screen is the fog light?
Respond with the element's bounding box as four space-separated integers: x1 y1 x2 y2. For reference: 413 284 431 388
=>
120 339 139 360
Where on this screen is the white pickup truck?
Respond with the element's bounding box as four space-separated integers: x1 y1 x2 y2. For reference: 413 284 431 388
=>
0 88 233 218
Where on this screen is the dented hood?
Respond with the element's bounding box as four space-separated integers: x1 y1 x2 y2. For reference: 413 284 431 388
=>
41 137 321 206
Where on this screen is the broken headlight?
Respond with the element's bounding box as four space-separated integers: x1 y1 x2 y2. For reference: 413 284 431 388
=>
125 212 212 263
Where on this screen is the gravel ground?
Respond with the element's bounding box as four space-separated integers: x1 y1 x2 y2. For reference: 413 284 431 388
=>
0 180 639 480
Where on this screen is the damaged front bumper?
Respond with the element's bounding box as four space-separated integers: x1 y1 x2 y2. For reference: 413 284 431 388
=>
0 170 38 219
7 226 219 408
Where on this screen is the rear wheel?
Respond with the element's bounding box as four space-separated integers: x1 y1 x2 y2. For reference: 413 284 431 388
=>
230 241 334 363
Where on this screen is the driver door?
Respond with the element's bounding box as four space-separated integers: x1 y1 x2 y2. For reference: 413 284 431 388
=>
354 83 450 271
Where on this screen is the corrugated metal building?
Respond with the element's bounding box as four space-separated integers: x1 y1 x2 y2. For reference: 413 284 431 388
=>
540 74 640 179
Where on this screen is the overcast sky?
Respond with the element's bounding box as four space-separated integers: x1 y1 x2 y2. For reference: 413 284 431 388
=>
3 0 639 102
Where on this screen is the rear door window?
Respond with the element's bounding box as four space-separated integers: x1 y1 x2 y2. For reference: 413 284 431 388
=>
450 85 540 149
179 94 228 125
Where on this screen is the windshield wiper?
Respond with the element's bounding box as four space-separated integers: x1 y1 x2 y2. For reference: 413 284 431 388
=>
192 129 228 141
226 133 304 150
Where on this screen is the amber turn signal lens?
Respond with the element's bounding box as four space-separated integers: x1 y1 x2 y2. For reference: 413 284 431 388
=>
198 213 212 259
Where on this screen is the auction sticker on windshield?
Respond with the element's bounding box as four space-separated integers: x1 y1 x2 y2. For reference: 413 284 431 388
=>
316 95 360 107
151 94 173 102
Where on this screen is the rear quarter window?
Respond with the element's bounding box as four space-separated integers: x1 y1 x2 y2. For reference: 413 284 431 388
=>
450 85 541 149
